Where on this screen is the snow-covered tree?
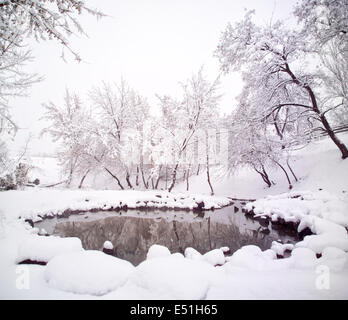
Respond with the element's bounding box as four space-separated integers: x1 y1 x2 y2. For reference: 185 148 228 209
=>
1 0 105 180
158 68 221 192
42 80 159 190
0 135 32 190
317 39 348 129
294 0 348 49
0 0 105 61
215 10 348 159
89 80 150 189
294 0 348 132
0 44 41 135
224 93 293 190
41 89 95 187
0 0 104 127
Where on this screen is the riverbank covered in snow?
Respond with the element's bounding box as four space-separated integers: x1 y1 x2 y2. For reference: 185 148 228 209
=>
0 189 233 223
244 190 348 256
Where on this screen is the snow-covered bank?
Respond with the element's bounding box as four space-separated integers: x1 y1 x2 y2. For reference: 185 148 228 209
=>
244 190 348 256
244 190 348 229
0 189 232 222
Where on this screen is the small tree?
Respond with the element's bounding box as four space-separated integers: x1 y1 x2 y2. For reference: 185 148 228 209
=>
0 137 31 190
89 80 150 189
42 89 96 186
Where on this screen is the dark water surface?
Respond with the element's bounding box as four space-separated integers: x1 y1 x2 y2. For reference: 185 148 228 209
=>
35 202 298 265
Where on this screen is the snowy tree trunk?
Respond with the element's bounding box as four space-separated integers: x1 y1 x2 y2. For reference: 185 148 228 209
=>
206 163 214 195
186 164 191 191
272 159 292 190
135 166 139 186
307 85 348 159
154 165 162 190
103 167 124 190
205 132 214 195
168 163 179 193
140 164 148 189
253 164 272 188
44 180 69 188
66 161 75 187
319 112 348 159
286 159 298 182
125 170 133 189
78 169 90 189
165 165 168 189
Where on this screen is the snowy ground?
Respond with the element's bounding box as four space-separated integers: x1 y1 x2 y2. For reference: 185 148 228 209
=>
29 156 62 186
0 134 348 299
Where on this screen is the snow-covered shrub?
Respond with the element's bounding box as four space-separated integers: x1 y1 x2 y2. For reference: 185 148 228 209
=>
0 162 30 191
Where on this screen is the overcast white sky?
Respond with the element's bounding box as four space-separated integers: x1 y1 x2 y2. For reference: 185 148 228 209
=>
9 0 298 155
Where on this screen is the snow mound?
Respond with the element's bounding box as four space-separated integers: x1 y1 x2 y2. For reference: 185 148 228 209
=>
103 241 113 250
224 245 287 272
171 252 185 259
127 254 216 299
220 246 230 253
271 241 294 256
45 250 134 296
296 217 348 255
16 235 83 264
203 249 226 266
296 233 348 253
184 247 227 266
146 244 171 260
318 247 348 272
288 248 318 269
184 247 203 260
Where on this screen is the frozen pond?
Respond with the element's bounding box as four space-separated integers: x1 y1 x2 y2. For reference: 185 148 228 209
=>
35 201 298 265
